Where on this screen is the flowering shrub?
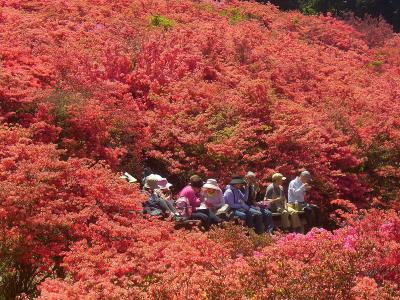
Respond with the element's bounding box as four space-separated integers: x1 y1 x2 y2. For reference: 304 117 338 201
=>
0 125 146 298
0 0 399 298
37 210 399 299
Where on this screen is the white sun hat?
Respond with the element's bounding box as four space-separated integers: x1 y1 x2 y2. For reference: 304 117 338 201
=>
202 179 221 191
144 174 162 189
158 178 172 190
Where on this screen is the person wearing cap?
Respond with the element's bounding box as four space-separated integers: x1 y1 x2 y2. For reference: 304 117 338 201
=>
288 170 321 229
224 176 265 234
179 175 221 230
265 173 302 232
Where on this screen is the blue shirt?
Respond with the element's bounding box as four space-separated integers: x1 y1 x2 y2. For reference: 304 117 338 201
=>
223 186 249 210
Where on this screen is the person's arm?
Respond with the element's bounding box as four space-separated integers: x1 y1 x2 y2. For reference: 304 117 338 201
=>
243 185 249 202
281 188 288 209
189 194 201 209
264 185 280 202
218 191 225 206
289 183 306 196
208 191 224 208
187 202 193 217
288 181 307 204
181 188 200 209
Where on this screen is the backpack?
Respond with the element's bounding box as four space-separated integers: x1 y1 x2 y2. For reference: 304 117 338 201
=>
175 196 191 219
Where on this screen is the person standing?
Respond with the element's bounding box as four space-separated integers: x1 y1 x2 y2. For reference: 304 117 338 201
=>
288 170 321 229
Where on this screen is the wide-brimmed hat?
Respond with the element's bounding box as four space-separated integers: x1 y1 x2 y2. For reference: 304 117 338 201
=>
272 173 286 181
158 178 173 190
203 179 221 191
144 174 162 190
229 175 245 185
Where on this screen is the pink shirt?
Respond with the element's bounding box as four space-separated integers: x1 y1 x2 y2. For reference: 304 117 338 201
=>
204 190 224 208
179 185 201 209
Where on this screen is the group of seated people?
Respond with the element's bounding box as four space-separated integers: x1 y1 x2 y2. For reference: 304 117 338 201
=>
135 170 321 234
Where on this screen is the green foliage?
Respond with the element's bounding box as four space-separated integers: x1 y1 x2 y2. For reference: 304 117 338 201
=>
221 8 261 25
292 15 301 25
197 3 215 13
149 15 175 30
262 0 400 31
368 60 384 67
46 89 83 130
300 3 318 15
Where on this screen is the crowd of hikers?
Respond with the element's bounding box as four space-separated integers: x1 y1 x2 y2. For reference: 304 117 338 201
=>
122 170 322 234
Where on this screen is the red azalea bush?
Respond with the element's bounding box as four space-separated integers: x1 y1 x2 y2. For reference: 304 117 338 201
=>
0 0 399 298
0 124 147 298
0 0 399 208
37 210 400 299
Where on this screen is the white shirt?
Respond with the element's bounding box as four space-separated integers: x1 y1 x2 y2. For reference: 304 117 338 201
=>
288 177 306 203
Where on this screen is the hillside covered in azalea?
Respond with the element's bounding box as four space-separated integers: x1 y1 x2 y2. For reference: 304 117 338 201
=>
0 0 399 299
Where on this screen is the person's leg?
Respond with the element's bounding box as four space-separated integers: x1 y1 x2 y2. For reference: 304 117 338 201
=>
250 212 265 234
303 205 315 229
233 209 247 220
257 208 273 234
309 204 321 227
191 211 210 230
249 207 264 232
279 209 291 230
233 209 253 228
207 209 222 225
157 199 174 215
287 206 304 233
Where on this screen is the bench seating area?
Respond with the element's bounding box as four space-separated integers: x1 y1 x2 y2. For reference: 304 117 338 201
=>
140 207 308 233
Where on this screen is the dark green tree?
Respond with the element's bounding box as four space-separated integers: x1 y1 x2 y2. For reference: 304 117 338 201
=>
259 0 400 31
